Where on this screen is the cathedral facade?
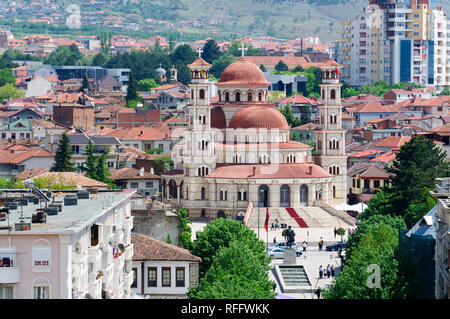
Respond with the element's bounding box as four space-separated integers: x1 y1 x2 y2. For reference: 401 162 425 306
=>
161 56 347 220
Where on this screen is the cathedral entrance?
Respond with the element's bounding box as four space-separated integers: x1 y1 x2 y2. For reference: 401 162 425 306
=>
258 185 270 208
217 211 226 218
236 211 245 222
280 185 290 207
168 180 177 199
300 185 308 207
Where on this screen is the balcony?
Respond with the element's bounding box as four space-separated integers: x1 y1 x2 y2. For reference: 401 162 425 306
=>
88 246 102 266
114 254 125 272
0 266 20 283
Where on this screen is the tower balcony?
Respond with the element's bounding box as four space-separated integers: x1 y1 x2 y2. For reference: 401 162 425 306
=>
0 266 20 283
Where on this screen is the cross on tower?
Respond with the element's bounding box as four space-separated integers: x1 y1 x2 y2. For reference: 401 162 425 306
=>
238 43 248 58
196 46 203 58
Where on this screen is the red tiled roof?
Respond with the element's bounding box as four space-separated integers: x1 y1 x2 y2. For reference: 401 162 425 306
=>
110 167 160 180
207 163 332 179
132 232 201 262
370 151 396 163
376 136 411 148
348 149 383 158
0 148 54 164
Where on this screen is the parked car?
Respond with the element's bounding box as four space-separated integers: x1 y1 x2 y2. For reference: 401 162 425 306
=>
267 242 298 251
326 242 346 251
267 247 303 258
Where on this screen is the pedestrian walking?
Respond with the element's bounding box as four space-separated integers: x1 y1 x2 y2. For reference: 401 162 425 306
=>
319 265 323 279
319 237 323 251
271 223 274 230
331 265 335 277
302 241 307 252
334 227 337 238
326 264 331 278
273 237 277 244
315 287 321 299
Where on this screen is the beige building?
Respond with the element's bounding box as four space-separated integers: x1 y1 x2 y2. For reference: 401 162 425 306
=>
161 56 348 221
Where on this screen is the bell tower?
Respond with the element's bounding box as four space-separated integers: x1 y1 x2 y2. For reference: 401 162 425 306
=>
182 49 216 177
314 64 347 205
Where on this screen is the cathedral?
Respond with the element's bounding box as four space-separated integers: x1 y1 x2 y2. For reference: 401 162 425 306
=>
161 53 347 221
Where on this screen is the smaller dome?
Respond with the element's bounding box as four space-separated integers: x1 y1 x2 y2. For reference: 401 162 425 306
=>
229 106 289 130
211 107 227 129
156 66 166 75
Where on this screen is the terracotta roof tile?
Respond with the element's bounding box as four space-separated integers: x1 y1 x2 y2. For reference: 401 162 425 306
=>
131 232 201 262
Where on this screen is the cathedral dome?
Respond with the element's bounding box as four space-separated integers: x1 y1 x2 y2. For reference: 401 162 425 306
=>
229 106 289 130
211 107 227 129
216 58 270 88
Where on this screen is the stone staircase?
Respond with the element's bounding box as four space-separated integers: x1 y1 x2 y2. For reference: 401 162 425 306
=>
279 266 311 287
246 206 353 228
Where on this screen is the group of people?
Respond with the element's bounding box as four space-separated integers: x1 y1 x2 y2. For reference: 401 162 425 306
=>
319 264 335 279
270 219 281 230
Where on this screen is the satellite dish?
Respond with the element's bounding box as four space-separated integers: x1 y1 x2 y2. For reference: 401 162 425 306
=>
74 242 82 254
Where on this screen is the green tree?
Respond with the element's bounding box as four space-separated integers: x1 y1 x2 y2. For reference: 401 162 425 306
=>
259 64 267 72
300 104 311 125
94 150 114 187
177 207 192 250
153 155 173 175
202 39 221 64
45 44 83 66
190 218 267 277
385 135 449 218
92 52 108 67
210 52 236 79
0 68 15 87
280 104 295 126
342 87 358 98
323 220 403 299
439 87 450 96
274 60 289 72
80 72 90 92
137 78 157 91
189 241 275 299
50 132 76 172
292 65 304 72
0 83 25 100
83 140 97 180
126 71 141 107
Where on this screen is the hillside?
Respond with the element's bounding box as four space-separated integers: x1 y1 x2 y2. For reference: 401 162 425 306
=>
4 0 450 43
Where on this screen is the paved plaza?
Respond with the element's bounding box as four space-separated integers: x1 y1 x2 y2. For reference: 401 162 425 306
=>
190 220 348 299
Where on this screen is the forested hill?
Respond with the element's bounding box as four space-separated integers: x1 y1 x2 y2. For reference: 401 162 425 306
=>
7 0 450 42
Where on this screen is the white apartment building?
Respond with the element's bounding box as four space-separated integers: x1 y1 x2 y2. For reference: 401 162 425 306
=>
0 190 134 299
338 0 449 90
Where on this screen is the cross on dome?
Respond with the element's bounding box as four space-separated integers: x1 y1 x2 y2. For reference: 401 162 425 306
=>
196 46 203 58
238 43 248 57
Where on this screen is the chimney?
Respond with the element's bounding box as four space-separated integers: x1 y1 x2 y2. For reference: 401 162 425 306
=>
139 167 144 177
150 167 154 175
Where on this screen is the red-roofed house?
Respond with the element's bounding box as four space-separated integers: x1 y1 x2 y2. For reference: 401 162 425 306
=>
346 101 403 127
0 144 54 178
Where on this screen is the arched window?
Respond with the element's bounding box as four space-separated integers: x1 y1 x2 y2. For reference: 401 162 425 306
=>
218 90 221 102
258 91 263 102
197 166 209 177
329 165 340 175
199 89 205 99
322 89 325 100
248 92 253 101
280 185 290 207
235 91 241 102
220 190 228 201
201 187 206 200
330 113 337 124
333 186 336 198
329 139 340 150
225 92 230 102
287 154 296 163
330 89 336 99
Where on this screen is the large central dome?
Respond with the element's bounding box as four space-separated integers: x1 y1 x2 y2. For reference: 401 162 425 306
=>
216 58 270 88
229 106 289 130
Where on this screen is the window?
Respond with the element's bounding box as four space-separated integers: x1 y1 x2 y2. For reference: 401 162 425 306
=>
145 182 153 188
131 182 138 189
201 187 206 200
131 268 138 288
364 179 370 189
176 267 185 287
32 239 51 269
199 89 205 100
162 267 171 287
374 180 380 188
33 286 49 299
0 286 13 299
148 268 157 287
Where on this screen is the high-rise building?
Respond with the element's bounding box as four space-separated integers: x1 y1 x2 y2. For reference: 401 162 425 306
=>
337 0 448 90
